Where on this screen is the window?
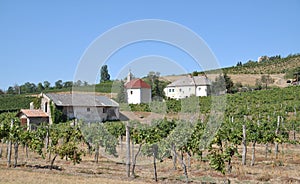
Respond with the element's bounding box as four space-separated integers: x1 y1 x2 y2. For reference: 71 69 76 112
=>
44 102 48 113
87 107 90 112
172 89 175 92
198 87 201 91
169 89 172 92
130 91 133 95
179 88 182 92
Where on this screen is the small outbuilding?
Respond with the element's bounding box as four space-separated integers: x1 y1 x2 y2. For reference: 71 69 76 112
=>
16 109 49 130
125 78 152 104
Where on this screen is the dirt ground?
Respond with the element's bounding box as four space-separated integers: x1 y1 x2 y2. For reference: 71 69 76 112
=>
0 142 300 184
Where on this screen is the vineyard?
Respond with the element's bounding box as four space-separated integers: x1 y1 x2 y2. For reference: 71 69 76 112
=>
1 86 300 183
0 95 35 113
207 54 300 75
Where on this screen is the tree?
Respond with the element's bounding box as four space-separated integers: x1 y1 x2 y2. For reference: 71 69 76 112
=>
55 80 63 89
37 82 45 92
7 86 16 94
63 81 73 88
0 89 5 95
43 81 51 89
261 74 274 89
116 80 126 103
224 73 234 93
144 71 167 100
236 61 243 67
74 80 82 87
20 82 36 94
100 65 110 82
83 81 89 86
211 74 226 95
255 79 263 90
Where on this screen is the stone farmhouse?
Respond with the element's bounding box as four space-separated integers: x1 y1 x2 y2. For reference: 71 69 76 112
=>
164 75 211 99
124 72 152 104
17 93 120 128
17 109 49 130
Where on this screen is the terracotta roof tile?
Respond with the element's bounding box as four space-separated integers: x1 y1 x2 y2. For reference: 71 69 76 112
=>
18 109 49 118
125 79 151 89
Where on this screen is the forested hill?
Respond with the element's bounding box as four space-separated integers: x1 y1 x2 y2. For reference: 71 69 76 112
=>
210 54 300 75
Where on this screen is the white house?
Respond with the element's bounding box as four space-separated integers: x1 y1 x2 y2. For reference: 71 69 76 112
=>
125 77 151 104
164 75 211 99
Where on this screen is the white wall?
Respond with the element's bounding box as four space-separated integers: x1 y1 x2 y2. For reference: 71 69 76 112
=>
165 85 208 99
127 88 141 104
41 95 52 124
196 85 208 97
140 88 151 103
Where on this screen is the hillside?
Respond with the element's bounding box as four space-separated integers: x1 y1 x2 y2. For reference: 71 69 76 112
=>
212 54 300 75
162 54 300 88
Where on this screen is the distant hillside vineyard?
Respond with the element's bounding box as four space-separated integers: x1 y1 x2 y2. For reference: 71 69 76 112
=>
208 54 300 75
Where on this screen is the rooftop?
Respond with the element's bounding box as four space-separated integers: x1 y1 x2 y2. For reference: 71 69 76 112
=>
44 93 119 107
125 79 151 89
167 75 211 87
17 109 49 118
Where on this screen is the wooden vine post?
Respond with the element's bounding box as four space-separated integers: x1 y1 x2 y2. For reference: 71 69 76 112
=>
125 122 131 177
242 124 247 165
275 116 280 159
7 120 13 167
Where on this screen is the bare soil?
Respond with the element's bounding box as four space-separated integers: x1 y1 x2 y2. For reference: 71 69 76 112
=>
0 142 300 183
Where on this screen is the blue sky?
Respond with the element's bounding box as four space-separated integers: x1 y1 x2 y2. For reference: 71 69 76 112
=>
0 0 299 90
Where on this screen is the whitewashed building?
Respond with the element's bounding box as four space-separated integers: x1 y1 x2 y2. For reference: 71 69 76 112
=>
41 93 120 123
125 76 151 104
164 75 211 99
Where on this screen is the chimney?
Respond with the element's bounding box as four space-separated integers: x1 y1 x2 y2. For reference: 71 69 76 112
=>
30 102 34 110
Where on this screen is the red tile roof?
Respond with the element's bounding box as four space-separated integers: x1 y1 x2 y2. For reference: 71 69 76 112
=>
125 79 151 89
18 109 49 118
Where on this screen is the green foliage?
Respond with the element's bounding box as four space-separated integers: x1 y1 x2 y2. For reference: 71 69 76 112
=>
25 124 48 156
49 102 65 124
0 95 35 112
208 150 225 174
143 71 169 100
207 53 300 75
95 81 114 93
104 121 125 138
211 73 233 94
49 122 85 164
32 96 41 109
100 65 110 82
81 122 118 157
129 103 150 112
115 80 126 103
284 66 300 80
